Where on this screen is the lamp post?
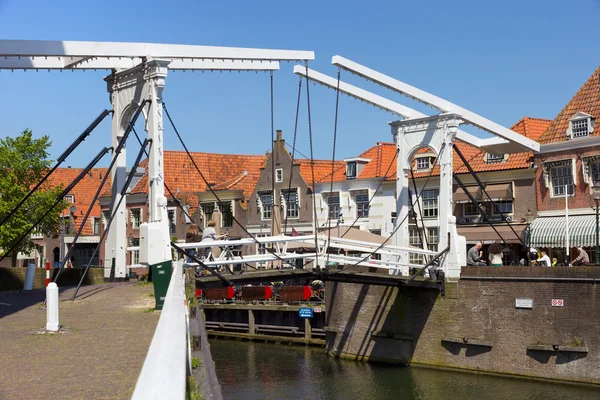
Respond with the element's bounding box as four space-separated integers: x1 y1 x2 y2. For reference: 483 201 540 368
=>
525 209 534 265
592 185 600 266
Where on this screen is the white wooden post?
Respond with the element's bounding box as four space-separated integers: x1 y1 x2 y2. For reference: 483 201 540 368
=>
46 282 59 331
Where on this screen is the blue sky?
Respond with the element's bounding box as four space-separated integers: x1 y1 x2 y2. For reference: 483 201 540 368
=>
1 0 600 168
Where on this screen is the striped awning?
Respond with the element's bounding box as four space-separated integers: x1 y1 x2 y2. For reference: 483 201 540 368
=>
529 215 598 248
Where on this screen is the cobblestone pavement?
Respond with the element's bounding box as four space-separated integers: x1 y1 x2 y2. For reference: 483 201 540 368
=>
0 282 160 399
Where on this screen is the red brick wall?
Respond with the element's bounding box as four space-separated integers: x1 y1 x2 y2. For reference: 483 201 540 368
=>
326 267 600 383
535 145 600 212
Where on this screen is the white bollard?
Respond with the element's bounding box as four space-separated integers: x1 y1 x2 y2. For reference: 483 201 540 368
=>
46 282 60 332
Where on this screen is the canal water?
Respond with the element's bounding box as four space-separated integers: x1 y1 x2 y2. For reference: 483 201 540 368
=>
210 339 600 400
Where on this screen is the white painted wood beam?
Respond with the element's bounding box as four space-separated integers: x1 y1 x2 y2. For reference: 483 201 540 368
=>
0 57 280 71
0 39 314 61
331 56 540 153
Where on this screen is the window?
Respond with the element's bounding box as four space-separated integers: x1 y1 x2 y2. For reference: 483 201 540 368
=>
282 188 299 219
422 190 439 218
409 227 423 264
328 194 340 219
201 203 215 226
571 118 590 138
486 153 504 163
130 238 140 266
64 194 75 203
220 202 233 228
130 208 142 229
592 162 600 185
416 157 430 170
551 166 574 196
427 228 438 252
346 162 357 179
464 202 479 215
259 191 273 220
168 208 176 234
92 217 100 235
356 193 369 218
275 168 283 183
494 201 513 214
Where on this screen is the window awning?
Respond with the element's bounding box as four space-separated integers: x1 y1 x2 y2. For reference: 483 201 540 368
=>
454 186 480 204
484 183 513 202
457 224 527 244
453 183 513 204
529 215 597 248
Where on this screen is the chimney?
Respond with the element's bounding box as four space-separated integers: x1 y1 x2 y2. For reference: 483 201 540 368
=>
276 129 283 142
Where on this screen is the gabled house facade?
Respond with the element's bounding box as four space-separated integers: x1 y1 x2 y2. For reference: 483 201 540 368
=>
531 65 600 264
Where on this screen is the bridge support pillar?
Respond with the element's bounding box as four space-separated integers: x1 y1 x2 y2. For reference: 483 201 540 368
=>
391 114 466 279
104 59 172 279
248 310 255 335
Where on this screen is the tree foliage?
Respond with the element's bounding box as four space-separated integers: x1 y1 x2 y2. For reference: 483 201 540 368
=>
0 129 67 262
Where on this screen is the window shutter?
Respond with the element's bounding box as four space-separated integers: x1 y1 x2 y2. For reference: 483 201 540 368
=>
572 158 577 187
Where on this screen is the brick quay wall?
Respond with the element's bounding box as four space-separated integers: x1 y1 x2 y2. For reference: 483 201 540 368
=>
325 266 600 384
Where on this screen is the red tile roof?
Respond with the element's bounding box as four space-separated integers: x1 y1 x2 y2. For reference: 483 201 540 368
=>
131 150 266 199
538 65 600 144
48 168 110 235
297 159 346 184
322 117 551 182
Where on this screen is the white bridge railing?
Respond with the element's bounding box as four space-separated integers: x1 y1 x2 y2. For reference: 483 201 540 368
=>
131 260 188 400
154 234 436 274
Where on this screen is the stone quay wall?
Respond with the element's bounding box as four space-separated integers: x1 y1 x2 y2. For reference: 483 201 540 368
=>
325 266 600 384
0 267 106 291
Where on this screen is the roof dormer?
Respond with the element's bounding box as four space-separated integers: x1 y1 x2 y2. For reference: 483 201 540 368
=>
567 111 594 139
344 157 370 180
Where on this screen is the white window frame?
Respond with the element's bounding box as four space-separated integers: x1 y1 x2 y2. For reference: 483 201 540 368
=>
485 153 504 163
167 207 177 234
427 228 438 252
92 217 101 235
422 189 439 218
129 237 140 266
282 188 299 219
416 157 430 170
327 193 341 220
591 162 600 186
258 191 273 220
220 201 234 228
130 208 142 229
275 168 283 183
355 192 369 218
409 227 423 264
567 112 594 139
346 162 357 180
551 165 574 197
200 202 215 227
64 194 75 203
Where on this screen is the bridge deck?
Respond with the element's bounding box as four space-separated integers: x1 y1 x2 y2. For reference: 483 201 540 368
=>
196 267 442 290
0 282 159 400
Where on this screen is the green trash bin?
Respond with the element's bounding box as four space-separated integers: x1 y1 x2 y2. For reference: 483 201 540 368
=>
150 260 173 310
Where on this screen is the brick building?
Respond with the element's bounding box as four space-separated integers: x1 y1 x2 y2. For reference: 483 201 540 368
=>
531 65 600 265
99 150 265 268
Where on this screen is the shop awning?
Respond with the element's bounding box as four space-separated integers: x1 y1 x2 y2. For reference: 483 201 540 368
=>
454 186 480 204
457 224 527 244
529 215 597 248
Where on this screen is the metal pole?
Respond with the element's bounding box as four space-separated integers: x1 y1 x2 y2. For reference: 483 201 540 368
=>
595 200 600 266
61 214 65 269
565 185 570 265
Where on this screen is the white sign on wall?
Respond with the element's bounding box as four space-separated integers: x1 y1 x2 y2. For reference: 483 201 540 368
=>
551 299 564 307
515 298 533 309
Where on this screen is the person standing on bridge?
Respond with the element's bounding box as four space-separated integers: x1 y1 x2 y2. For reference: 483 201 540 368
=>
467 242 486 266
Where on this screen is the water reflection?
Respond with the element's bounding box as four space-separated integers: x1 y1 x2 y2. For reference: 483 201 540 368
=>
210 339 600 400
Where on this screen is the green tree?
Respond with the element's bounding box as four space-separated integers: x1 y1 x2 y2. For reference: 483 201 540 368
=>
0 129 67 266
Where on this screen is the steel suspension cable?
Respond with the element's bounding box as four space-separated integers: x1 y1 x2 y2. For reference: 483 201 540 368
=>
283 77 303 235
326 69 342 266
130 127 197 226
340 148 398 239
305 62 321 271
0 109 111 230
71 139 150 301
162 102 297 269
284 142 311 161
0 146 112 263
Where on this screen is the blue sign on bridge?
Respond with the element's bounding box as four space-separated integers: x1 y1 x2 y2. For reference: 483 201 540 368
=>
298 307 313 319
